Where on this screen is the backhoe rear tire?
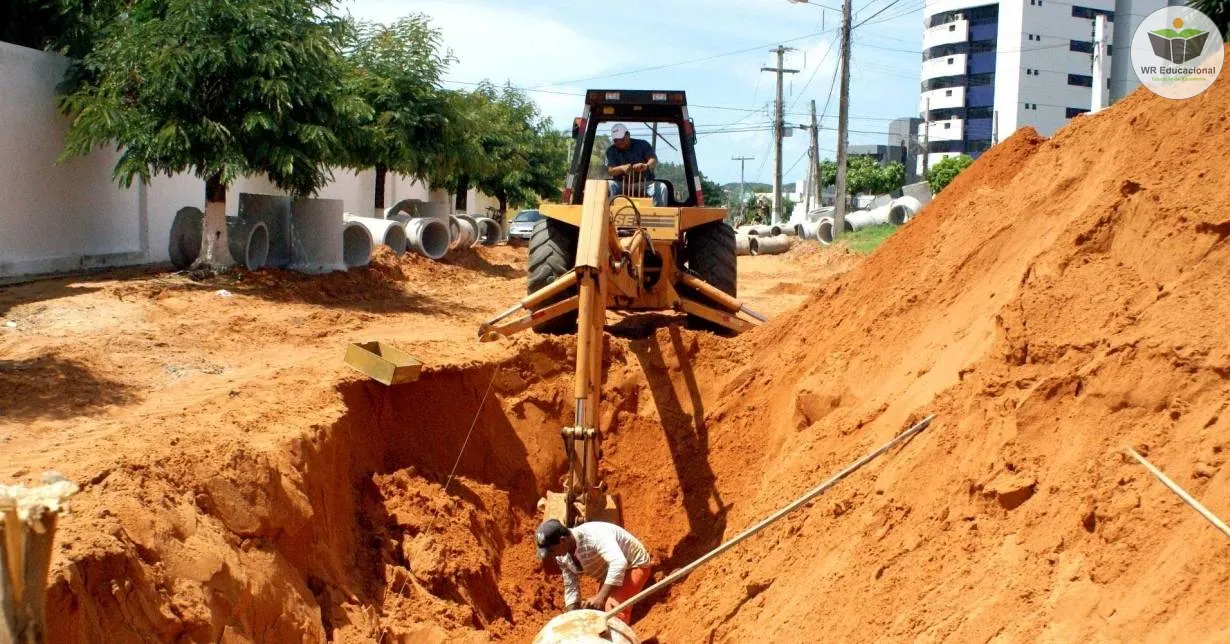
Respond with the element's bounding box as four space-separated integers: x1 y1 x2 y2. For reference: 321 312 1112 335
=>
683 221 737 331
528 217 579 334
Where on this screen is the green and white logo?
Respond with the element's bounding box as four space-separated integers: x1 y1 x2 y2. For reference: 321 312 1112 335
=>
1131 7 1223 99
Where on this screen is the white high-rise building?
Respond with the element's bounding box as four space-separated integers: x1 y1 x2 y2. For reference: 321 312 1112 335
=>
918 0 1169 173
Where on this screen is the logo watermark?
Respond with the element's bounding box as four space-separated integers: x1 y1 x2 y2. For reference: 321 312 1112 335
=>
1131 7 1224 99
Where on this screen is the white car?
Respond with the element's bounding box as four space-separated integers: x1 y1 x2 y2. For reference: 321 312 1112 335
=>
507 209 543 243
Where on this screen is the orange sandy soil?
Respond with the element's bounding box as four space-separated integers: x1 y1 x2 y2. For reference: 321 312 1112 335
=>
6 50 1230 641
0 239 848 642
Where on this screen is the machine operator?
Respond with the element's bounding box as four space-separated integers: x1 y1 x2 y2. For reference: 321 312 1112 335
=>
606 123 667 206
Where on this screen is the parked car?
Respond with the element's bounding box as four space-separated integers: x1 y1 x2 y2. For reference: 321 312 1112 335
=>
507 209 543 243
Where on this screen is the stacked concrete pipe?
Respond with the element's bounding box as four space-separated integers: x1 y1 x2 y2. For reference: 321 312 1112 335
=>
815 216 855 245
474 217 502 246
405 217 450 259
888 196 924 225
752 234 790 255
845 204 892 231
290 198 348 273
735 234 752 256
343 214 409 255
226 217 270 270
450 215 478 249
341 221 373 268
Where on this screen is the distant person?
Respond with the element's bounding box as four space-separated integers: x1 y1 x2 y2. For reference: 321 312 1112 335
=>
606 123 667 206
536 518 653 624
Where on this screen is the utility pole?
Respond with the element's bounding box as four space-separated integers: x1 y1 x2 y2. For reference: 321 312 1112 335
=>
808 99 820 212
1092 14 1108 113
831 0 852 239
992 109 999 145
732 155 755 223
921 97 930 179
762 46 799 226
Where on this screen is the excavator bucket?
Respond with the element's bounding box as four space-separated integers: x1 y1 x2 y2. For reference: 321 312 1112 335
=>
540 491 623 527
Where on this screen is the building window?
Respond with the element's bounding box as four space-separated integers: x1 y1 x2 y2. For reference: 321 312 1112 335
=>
945 89 953 96
1068 73 1094 87
1070 40 1094 53
1072 6 1114 21
948 57 955 64
1066 107 1090 118
1107 45 1112 55
949 24 956 31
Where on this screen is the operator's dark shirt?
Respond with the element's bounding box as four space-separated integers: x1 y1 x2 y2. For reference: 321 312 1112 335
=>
606 138 657 180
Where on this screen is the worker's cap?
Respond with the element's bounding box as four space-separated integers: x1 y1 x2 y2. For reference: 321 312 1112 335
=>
535 519 569 560
610 123 629 139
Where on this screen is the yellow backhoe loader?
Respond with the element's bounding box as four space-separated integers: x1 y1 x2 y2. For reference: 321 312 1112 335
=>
479 90 764 527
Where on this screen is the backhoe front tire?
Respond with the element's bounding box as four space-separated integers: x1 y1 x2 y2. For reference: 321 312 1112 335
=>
527 218 579 334
683 221 737 331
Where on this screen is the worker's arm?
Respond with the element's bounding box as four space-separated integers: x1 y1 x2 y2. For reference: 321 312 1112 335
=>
632 142 658 173
562 566 581 611
606 145 631 177
582 539 629 609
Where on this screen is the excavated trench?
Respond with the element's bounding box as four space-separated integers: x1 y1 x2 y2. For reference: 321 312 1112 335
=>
43 328 738 642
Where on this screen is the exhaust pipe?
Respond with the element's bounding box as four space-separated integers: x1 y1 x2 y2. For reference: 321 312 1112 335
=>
343 214 409 255
406 217 450 260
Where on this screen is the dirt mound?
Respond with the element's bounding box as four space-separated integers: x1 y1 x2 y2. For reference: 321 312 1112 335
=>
618 49 1230 642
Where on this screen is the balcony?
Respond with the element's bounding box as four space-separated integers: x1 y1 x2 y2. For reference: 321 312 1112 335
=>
923 19 969 50
922 53 968 80
920 86 965 112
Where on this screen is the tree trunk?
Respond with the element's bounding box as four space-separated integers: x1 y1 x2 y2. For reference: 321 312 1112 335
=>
374 164 387 217
454 175 469 212
193 174 234 269
497 193 509 237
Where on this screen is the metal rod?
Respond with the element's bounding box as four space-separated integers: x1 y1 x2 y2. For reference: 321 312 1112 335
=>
603 414 936 621
1125 447 1230 538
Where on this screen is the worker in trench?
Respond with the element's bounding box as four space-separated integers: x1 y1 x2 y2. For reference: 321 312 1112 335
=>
535 518 653 624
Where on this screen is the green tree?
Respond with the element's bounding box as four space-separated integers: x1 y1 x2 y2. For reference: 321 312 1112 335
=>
926 154 974 194
438 83 567 215
2 0 126 57
342 15 452 216
700 175 726 207
1188 0 1229 40
58 0 367 269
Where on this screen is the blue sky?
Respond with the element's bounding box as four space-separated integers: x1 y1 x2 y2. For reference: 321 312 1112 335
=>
342 0 925 185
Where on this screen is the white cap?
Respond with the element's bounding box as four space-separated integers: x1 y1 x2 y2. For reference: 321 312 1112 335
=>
610 123 629 139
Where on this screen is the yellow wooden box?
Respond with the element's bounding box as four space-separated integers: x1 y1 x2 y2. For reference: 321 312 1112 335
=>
345 341 422 385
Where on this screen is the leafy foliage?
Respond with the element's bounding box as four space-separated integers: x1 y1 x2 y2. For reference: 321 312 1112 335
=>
700 175 726 207
57 0 367 196
437 83 568 213
340 15 453 183
818 157 905 196
739 194 795 225
926 154 974 194
2 0 127 58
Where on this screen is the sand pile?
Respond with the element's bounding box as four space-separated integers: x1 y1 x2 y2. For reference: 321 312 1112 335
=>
609 51 1230 641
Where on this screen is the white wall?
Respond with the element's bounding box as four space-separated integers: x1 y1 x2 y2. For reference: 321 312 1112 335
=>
0 42 491 279
0 41 157 278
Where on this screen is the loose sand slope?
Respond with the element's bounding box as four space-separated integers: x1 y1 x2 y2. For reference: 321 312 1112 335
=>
622 50 1230 642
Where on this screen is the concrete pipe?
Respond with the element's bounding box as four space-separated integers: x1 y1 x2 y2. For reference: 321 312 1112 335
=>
801 220 821 241
735 225 758 236
384 198 424 219
388 213 412 226
816 216 854 245
226 218 270 270
457 215 481 247
533 610 638 644
846 205 891 232
237 193 292 267
735 233 752 256
449 215 478 250
768 224 783 236
405 217 449 260
168 206 204 269
475 217 502 246
888 195 924 225
753 234 790 255
342 221 373 268
343 214 409 255
290 198 347 273
748 236 760 254
785 223 803 237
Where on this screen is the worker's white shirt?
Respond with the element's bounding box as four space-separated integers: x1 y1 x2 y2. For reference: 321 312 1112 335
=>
552 522 651 607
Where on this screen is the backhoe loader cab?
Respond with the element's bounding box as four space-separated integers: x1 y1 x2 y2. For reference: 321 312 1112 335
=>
563 90 705 207
479 90 765 528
